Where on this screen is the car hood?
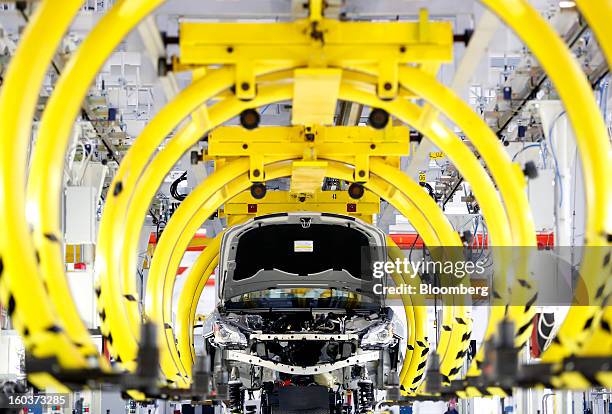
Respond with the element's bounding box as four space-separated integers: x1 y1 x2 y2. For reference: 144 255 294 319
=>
217 212 388 304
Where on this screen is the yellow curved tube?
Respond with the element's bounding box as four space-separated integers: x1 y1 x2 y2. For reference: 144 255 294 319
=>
25 0 164 366
572 0 612 363
184 260 220 367
337 84 499 380
391 273 416 391
396 67 537 374
0 0 89 388
576 1 612 66
387 237 427 395
365 160 471 387
480 0 612 363
96 67 293 374
176 236 223 373
588 306 612 388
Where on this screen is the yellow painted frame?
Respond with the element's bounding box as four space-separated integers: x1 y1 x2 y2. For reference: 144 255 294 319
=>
480 0 612 367
25 0 165 366
0 0 89 390
4 0 609 394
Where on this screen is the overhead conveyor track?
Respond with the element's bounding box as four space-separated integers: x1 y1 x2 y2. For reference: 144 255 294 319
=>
0 0 609 404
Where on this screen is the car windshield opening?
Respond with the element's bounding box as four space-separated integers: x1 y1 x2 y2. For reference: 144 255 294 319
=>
232 223 374 281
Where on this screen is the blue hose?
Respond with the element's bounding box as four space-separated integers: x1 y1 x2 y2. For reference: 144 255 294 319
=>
548 111 565 208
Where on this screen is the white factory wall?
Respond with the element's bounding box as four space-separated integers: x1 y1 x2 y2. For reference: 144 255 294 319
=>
0 331 24 379
67 269 98 329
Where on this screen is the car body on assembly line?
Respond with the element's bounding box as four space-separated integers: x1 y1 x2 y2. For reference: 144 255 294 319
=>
202 212 405 414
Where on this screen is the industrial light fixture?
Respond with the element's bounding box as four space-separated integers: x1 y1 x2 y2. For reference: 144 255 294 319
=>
240 108 260 130
348 182 365 199
367 108 390 130
250 183 267 199
558 1 576 8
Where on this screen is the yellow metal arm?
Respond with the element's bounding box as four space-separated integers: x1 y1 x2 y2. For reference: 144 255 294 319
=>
177 8 452 100
572 0 612 375
176 234 224 375
481 0 612 367
208 124 410 182
25 0 165 368
224 190 380 224
0 0 89 389
179 19 453 71
96 67 292 375
386 237 428 395
395 67 537 377
576 1 612 67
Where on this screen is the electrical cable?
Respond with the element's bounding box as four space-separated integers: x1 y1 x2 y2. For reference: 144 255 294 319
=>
148 208 159 225
472 216 479 249
170 171 188 201
540 313 555 328
570 146 579 252
76 141 94 185
407 234 419 263
547 111 566 208
420 182 436 200
511 143 543 162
